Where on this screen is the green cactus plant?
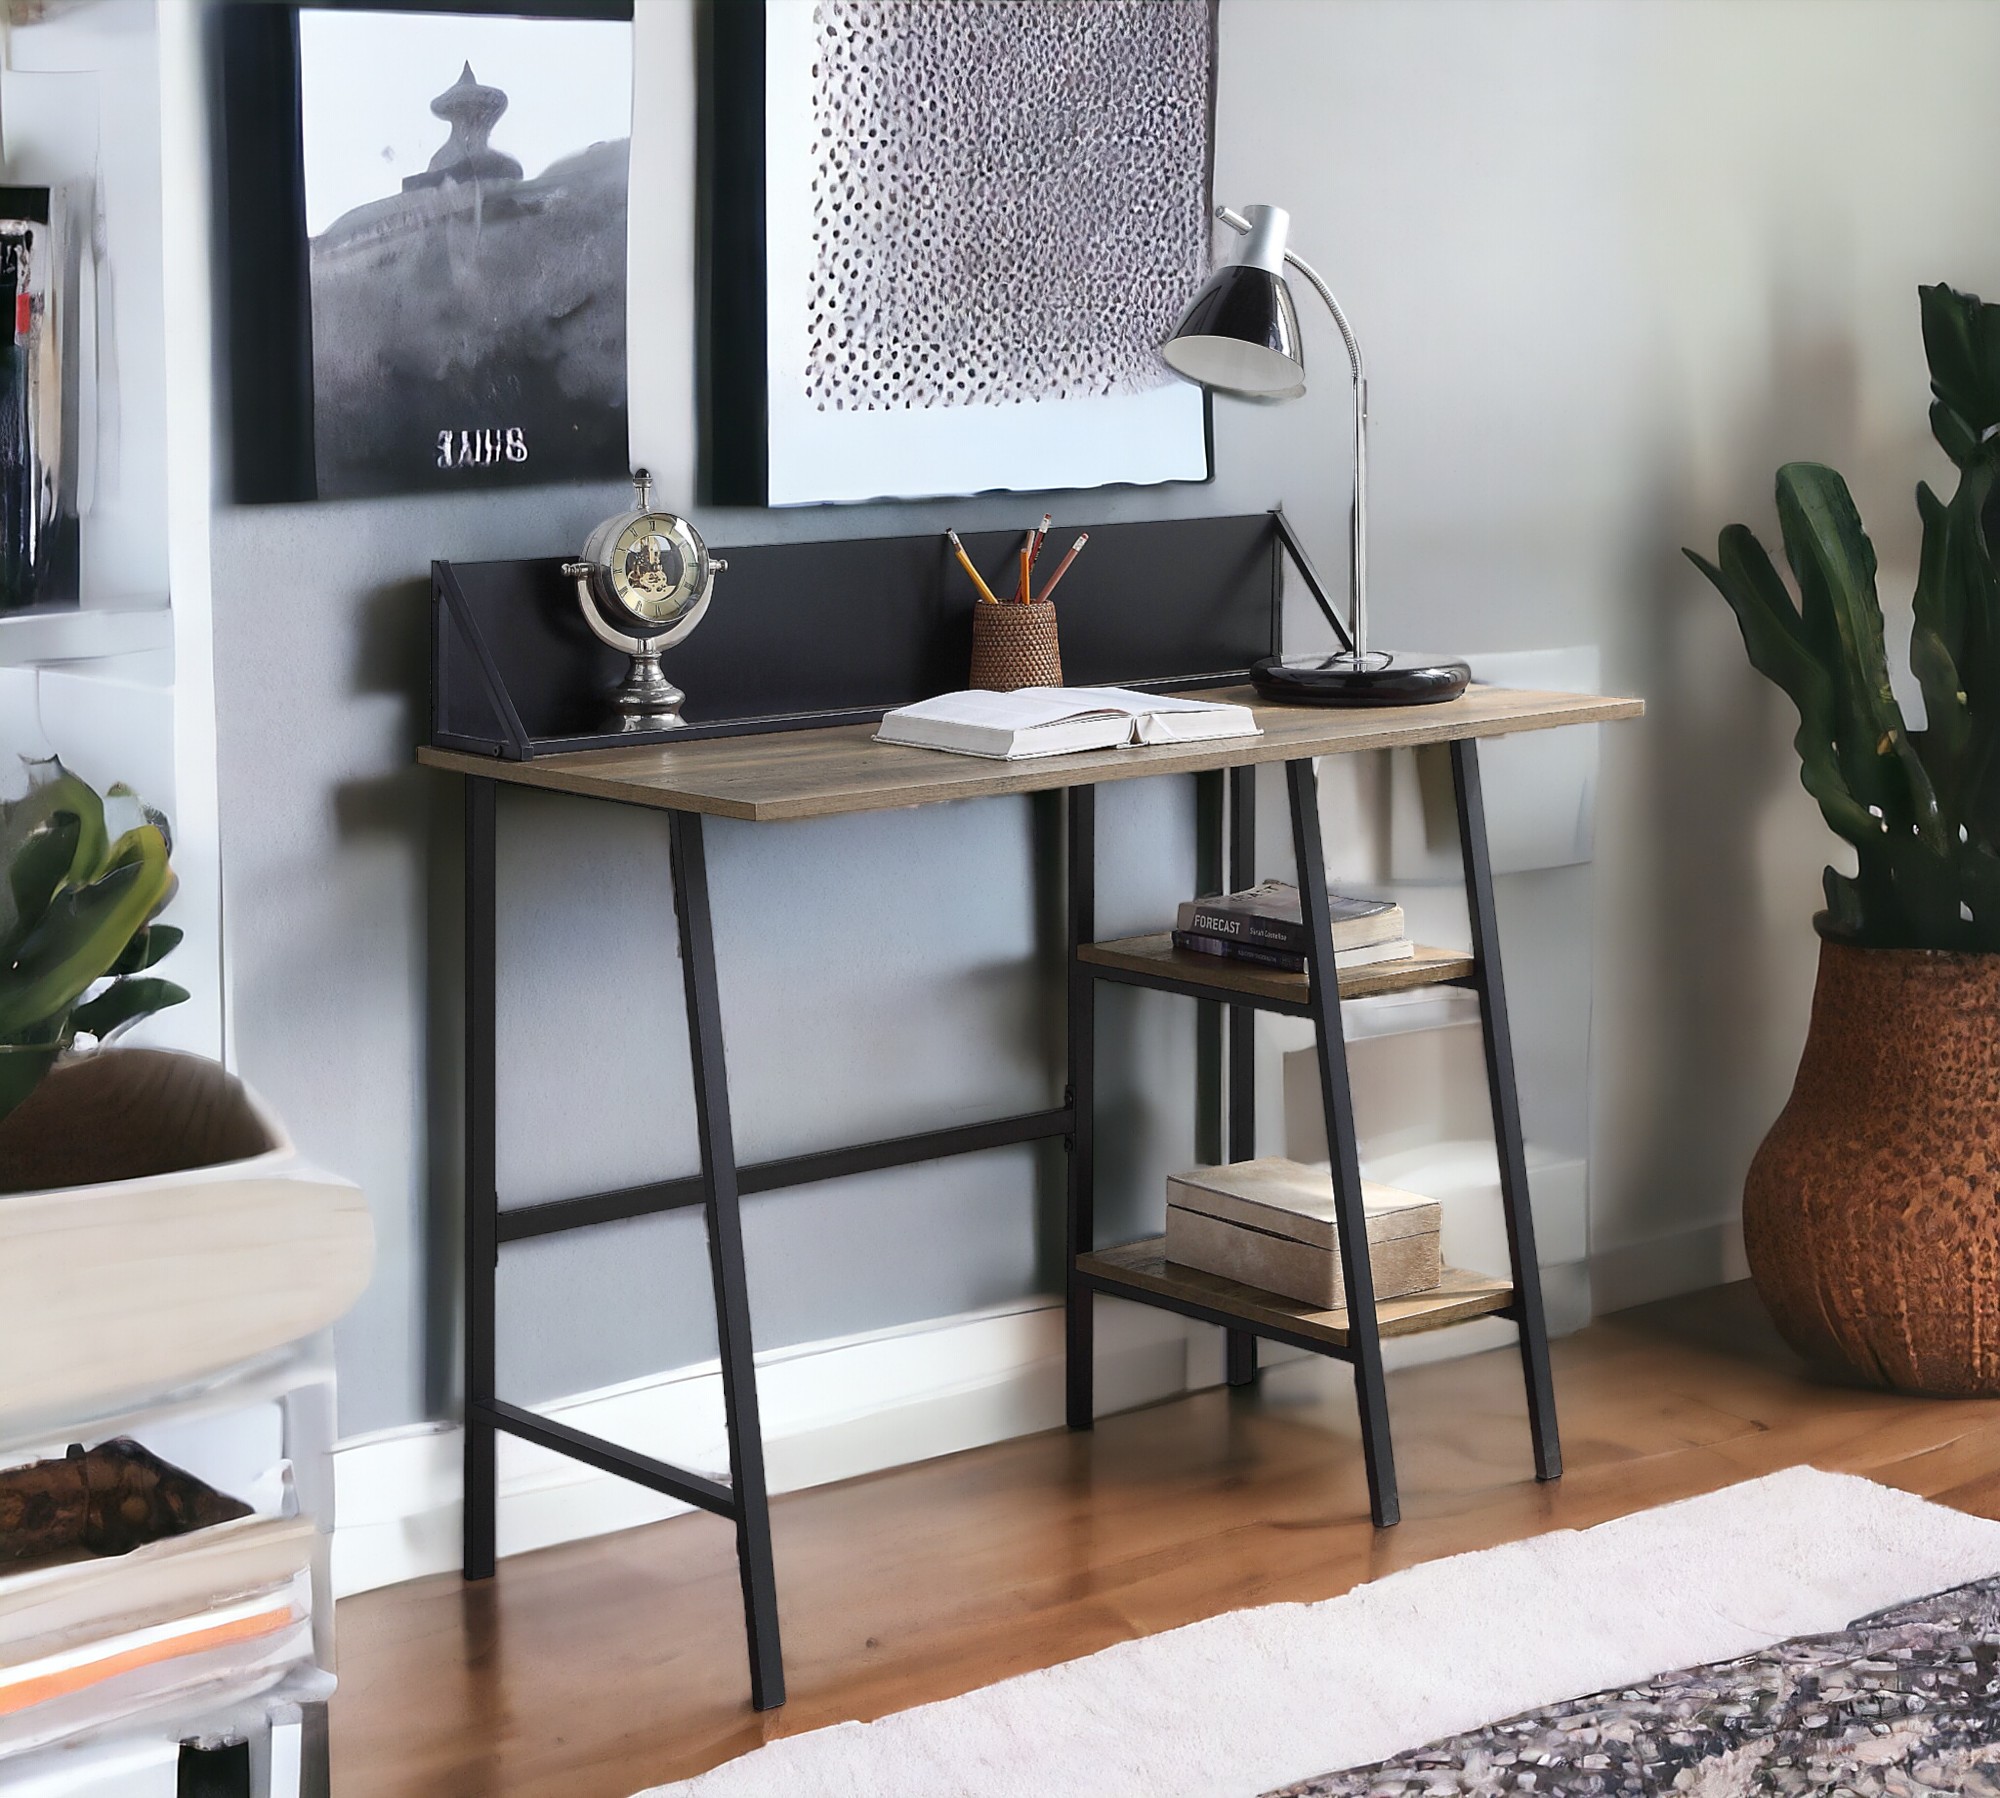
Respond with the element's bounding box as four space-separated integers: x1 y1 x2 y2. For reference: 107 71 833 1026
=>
1688 282 2000 952
0 760 187 1123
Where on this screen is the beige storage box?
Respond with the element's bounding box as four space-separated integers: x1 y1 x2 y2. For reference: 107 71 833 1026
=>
1164 1156 1441 1309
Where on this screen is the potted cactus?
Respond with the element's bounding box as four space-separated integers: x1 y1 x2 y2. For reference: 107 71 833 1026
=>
1688 281 2000 1394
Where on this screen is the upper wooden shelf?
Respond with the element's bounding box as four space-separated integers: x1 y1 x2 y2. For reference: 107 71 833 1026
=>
1078 1239 1514 1349
418 685 1642 824
1079 934 1474 1011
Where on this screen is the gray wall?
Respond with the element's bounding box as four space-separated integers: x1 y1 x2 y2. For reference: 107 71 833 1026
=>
209 0 2000 1435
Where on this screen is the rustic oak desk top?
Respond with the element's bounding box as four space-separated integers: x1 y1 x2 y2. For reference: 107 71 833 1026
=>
417 685 1642 823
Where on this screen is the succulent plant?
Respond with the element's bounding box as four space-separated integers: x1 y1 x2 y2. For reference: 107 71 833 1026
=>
0 760 186 1123
1688 283 2000 952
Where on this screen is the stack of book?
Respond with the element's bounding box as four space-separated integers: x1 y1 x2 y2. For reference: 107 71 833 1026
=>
1172 880 1412 974
0 1502 316 1758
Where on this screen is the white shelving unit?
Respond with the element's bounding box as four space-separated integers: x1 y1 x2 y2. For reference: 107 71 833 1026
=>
0 3 272 1780
0 1339 339 1798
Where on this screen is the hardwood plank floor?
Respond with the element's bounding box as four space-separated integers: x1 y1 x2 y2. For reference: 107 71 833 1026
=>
331 1284 2000 1797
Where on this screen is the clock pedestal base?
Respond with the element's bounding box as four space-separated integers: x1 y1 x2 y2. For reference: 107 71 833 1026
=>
612 647 686 730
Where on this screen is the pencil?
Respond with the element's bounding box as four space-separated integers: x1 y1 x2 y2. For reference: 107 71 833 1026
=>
1027 513 1053 569
947 529 1001 604
1020 544 1032 604
1037 532 1089 603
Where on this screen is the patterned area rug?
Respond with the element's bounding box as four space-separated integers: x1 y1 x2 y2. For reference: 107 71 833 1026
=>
1269 1576 2000 1797
642 1470 2000 1798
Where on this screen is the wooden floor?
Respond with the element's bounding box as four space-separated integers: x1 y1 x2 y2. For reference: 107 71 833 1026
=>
330 1285 2000 1798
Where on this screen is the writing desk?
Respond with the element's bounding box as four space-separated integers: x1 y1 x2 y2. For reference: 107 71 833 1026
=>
420 681 1642 1712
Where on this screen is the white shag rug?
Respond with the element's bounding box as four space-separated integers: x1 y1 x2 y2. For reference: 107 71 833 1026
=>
639 1467 2000 1798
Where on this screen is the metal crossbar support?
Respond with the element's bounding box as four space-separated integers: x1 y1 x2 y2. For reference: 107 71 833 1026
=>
477 1400 735 1516
1065 785 1098 1431
495 1107 1075 1243
462 777 498 1582
668 809 786 1710
1449 739 1563 1481
1287 757 1400 1527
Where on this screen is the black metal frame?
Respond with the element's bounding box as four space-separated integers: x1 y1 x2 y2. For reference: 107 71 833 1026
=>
456 735 1561 1710
431 514 1283 761
1062 743 1562 1531
460 780 1074 1712
1451 739 1563 1481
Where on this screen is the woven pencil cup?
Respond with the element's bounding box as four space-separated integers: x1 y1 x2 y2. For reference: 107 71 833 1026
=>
969 600 1062 691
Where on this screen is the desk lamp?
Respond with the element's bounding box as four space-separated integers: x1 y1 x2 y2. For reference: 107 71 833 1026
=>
1162 204 1468 706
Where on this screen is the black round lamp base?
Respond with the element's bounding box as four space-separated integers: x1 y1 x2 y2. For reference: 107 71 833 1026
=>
1251 654 1471 707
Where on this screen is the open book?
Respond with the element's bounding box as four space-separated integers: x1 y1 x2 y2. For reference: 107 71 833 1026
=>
876 686 1261 760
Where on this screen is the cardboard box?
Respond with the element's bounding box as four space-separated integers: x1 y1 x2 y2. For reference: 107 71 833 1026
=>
1164 1157 1442 1309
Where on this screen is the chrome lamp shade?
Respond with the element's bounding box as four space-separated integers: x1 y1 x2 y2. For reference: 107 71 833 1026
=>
1160 267 1303 399
1161 203 1468 707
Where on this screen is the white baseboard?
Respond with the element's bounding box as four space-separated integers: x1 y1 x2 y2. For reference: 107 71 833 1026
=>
332 1274 1566 1599
333 1295 1210 1597
1589 1216 1748 1316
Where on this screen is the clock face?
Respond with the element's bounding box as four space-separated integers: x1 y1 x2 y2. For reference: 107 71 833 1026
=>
610 517 692 623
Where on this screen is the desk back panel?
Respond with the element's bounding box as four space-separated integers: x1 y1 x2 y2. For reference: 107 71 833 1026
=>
433 513 1282 758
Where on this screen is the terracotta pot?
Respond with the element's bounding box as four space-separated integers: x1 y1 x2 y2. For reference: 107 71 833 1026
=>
1744 940 2000 1394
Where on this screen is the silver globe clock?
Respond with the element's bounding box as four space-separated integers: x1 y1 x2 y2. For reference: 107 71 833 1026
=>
563 470 725 730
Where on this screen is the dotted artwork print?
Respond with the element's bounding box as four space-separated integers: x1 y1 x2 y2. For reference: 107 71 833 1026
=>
805 0 1212 413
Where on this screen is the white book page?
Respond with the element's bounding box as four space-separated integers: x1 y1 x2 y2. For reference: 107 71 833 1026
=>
877 687 1259 755
1070 687 1236 715
883 688 1135 731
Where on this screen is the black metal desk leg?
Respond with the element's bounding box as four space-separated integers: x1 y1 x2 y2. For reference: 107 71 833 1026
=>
1065 786 1097 1431
1194 773 1256 1388
668 810 786 1710
1225 764 1259 1387
1194 770 1224 1169
463 777 498 1581
1287 758 1399 1528
1449 740 1563 1482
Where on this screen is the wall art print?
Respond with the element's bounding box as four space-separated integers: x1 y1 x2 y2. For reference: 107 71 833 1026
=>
702 0 1216 507
219 2 633 505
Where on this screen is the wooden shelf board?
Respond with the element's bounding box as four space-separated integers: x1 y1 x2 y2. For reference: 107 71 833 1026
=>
1077 935 1475 1006
417 686 1643 822
1077 1238 1513 1349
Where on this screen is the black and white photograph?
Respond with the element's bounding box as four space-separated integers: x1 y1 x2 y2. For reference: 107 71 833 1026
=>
297 6 631 499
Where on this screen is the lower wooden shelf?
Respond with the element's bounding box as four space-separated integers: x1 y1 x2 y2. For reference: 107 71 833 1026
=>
1076 1238 1514 1350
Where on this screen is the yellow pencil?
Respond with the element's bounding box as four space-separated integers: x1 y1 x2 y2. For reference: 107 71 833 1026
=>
947 529 1000 604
